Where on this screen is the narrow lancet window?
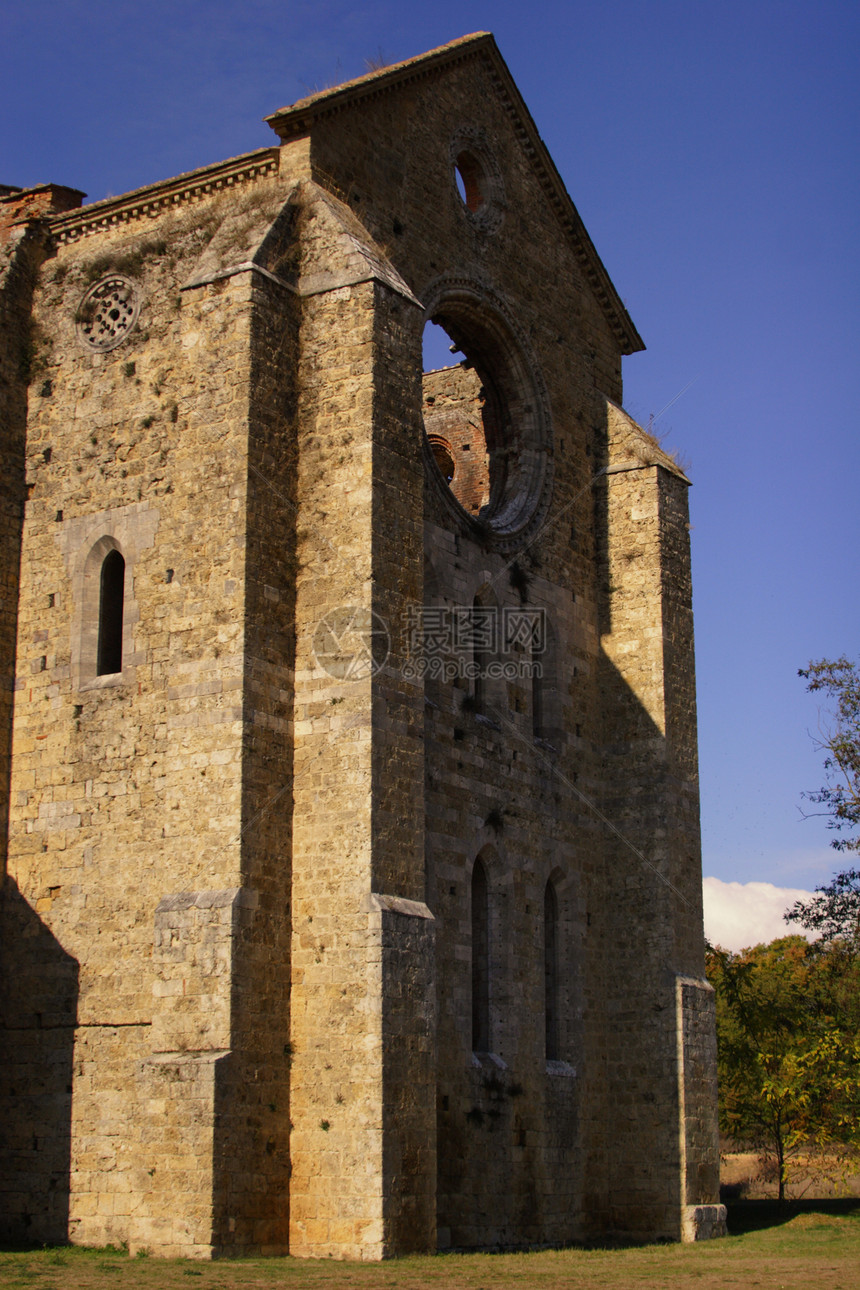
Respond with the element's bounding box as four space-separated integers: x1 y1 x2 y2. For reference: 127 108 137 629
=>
471 588 495 714
97 549 125 676
471 858 490 1052
472 595 486 712
544 879 559 1061
532 669 544 739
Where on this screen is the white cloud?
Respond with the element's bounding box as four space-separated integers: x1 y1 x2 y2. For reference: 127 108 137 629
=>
702 877 815 952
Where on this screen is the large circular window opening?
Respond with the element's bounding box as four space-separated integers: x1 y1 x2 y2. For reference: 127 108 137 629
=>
421 283 551 543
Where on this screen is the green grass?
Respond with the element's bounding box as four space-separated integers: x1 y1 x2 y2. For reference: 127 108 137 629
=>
0 1202 858 1290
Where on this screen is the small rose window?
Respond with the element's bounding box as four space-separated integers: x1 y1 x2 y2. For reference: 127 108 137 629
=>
76 275 140 352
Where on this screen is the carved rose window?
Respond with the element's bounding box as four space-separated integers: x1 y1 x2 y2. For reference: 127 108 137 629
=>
76 276 140 352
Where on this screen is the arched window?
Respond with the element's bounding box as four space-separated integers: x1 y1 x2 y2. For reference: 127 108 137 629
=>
471 586 496 714
97 549 125 675
471 858 490 1052
544 879 559 1061
428 434 456 484
532 668 544 739
532 615 558 742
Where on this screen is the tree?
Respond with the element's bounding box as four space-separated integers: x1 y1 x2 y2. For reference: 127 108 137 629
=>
706 936 860 1203
709 657 860 1203
797 656 860 853
786 657 860 945
785 868 860 947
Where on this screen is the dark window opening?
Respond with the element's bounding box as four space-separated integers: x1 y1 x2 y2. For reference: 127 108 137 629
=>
544 879 559 1061
422 319 497 517
97 549 125 676
471 858 490 1052
429 436 456 484
471 589 494 713
532 670 544 739
454 152 485 212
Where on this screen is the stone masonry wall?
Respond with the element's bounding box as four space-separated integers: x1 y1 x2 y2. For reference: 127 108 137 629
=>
0 166 300 1256
0 33 721 1258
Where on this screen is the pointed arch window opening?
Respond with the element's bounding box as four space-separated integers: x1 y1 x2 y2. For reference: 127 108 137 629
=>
97 549 125 676
471 588 496 714
532 668 544 739
473 616 486 711
471 858 490 1053
544 879 560 1061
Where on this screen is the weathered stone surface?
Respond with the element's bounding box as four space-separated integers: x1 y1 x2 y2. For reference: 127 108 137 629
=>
0 32 720 1260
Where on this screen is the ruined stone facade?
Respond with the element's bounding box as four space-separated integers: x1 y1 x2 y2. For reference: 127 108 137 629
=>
0 34 724 1260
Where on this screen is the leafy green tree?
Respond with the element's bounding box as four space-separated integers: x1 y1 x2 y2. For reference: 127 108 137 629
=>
706 936 860 1202
708 658 860 1200
786 868 860 947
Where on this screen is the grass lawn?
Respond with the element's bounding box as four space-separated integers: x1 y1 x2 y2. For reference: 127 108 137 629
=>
1 1201 858 1290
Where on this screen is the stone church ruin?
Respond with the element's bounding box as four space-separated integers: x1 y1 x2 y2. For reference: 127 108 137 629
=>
0 33 724 1259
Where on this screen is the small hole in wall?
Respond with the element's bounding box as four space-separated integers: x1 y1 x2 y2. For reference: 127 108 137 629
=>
47 593 55 608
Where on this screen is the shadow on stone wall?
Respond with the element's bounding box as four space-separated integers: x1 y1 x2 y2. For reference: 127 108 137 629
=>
0 876 78 1245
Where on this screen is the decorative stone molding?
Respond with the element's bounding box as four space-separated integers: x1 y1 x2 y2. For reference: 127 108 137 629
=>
51 148 280 246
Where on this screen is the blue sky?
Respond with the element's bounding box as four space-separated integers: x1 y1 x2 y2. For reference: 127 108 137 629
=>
4 1 858 919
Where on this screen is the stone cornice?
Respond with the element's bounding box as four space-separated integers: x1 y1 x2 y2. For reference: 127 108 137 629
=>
49 148 280 245
265 33 644 356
